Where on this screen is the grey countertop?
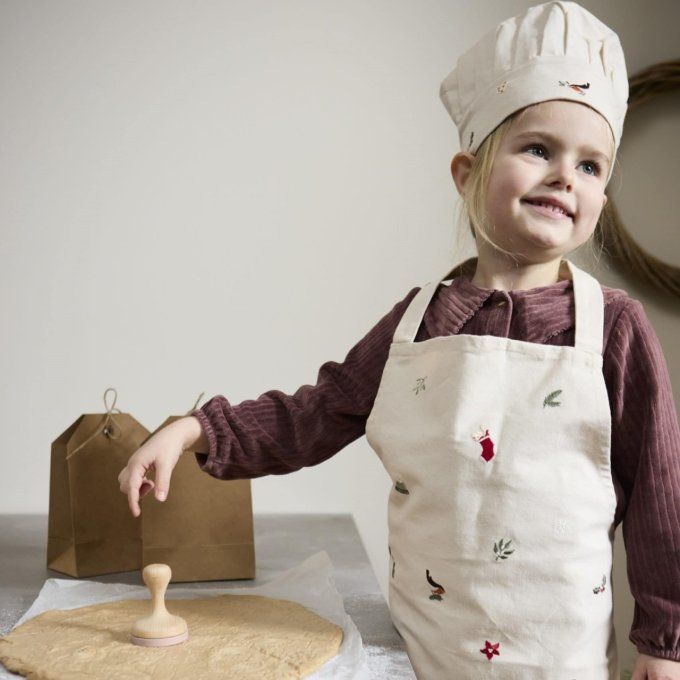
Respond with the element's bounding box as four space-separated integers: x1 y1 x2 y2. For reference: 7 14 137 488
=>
0 513 415 678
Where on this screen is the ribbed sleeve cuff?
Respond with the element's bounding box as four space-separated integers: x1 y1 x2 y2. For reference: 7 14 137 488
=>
189 408 219 475
633 643 680 663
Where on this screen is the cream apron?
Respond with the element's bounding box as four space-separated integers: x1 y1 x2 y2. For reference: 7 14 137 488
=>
365 257 619 679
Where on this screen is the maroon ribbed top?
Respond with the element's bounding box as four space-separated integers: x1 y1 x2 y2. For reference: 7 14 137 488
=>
191 265 680 662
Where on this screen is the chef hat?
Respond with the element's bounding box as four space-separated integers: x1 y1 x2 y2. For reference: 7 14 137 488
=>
439 1 628 184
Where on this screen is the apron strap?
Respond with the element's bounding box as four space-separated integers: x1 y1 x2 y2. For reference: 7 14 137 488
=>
393 258 604 355
392 276 442 344
565 259 604 355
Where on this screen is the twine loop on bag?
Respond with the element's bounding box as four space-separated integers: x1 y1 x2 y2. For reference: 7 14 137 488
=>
65 388 124 460
186 391 205 415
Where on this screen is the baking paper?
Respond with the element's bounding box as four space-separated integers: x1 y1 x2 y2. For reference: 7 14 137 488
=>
0 550 371 679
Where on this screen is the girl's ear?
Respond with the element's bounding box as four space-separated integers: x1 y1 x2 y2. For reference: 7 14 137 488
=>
450 151 475 197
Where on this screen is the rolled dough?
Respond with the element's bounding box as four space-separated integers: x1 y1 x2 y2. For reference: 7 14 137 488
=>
0 593 344 679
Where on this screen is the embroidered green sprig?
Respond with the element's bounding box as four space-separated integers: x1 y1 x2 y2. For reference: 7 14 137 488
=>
543 389 563 408
493 538 515 561
412 377 427 395
395 481 410 495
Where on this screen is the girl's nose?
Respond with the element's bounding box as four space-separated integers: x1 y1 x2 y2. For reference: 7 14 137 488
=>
547 161 575 191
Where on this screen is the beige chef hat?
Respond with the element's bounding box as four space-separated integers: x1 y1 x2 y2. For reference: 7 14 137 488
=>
439 0 628 184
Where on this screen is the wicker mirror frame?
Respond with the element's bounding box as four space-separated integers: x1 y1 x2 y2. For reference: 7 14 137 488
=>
597 59 680 298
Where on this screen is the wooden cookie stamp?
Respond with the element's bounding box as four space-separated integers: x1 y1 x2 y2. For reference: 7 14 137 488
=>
130 563 189 647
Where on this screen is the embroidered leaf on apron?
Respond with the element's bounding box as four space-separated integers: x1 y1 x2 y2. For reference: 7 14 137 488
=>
426 569 446 600
395 480 410 494
543 389 563 408
389 545 396 578
412 376 427 395
493 538 515 561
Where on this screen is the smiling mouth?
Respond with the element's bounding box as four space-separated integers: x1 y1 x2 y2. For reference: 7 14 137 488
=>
521 200 573 220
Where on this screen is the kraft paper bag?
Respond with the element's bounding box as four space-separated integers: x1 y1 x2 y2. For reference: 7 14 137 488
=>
140 393 256 583
47 388 150 577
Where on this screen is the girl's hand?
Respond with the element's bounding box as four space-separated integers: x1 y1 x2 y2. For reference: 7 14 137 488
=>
117 419 192 517
631 652 680 679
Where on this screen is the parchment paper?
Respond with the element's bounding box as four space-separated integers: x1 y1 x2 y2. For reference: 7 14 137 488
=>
0 550 371 679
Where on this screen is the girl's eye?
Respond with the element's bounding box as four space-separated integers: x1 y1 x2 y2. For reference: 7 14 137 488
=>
524 143 601 176
525 143 548 159
581 160 601 176
526 143 547 158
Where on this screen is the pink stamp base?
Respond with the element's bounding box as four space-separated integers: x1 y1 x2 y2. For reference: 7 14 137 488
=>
130 630 189 647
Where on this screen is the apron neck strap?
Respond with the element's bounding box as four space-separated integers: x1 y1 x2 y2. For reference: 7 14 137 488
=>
567 259 604 355
393 257 604 355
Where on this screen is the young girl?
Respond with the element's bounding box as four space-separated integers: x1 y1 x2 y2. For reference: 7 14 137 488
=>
118 2 680 677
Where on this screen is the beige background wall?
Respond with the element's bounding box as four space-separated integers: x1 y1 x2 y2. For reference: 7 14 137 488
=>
2 1 678 674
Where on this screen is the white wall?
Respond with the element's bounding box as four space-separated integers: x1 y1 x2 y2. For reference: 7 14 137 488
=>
3 1 679 674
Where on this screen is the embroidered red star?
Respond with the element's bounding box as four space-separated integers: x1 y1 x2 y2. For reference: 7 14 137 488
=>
480 640 500 660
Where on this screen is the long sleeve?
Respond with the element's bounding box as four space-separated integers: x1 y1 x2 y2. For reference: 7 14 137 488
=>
603 298 680 661
191 286 420 480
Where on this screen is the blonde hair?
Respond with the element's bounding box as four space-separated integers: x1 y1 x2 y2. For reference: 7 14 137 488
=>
453 102 618 266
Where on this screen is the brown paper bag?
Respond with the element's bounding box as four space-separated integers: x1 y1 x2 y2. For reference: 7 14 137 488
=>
140 393 256 583
47 388 150 577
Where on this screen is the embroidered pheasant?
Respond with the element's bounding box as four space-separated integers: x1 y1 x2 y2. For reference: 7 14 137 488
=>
559 80 590 95
426 569 446 601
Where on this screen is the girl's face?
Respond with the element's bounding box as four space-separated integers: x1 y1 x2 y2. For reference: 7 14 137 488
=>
484 100 612 259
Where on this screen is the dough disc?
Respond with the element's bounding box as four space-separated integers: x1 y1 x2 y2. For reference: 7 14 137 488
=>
0 593 344 679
